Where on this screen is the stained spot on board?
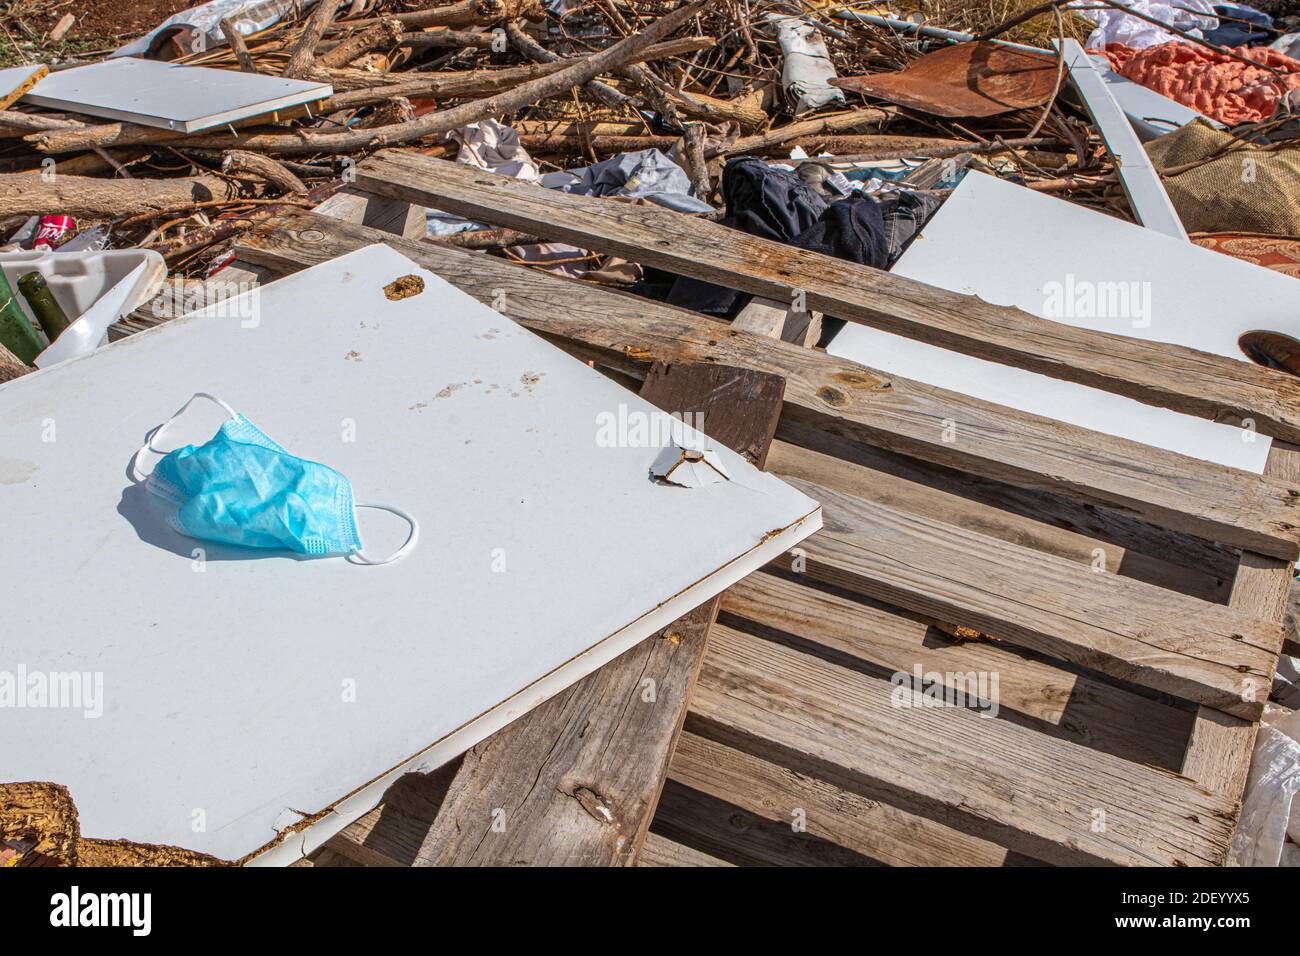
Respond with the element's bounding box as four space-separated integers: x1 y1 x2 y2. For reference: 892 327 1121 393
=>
409 401 428 412
345 350 362 362
383 274 425 301
479 328 501 340
520 371 544 392
435 382 466 399
816 385 848 408
0 457 39 484
833 369 890 390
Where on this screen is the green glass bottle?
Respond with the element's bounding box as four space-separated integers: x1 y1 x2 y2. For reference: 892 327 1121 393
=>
0 268 43 365
18 271 70 342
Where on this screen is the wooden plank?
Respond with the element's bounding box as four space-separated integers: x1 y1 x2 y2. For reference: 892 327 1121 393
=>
775 474 1279 719
314 186 424 238
233 211 1300 560
637 830 734 867
410 362 785 866
667 730 1023 865
732 296 821 347
723 571 1194 768
693 624 1238 866
351 150 1300 447
778 418 1239 601
1182 441 1300 795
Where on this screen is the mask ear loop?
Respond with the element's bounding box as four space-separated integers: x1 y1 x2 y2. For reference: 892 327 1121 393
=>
129 392 239 483
348 503 420 565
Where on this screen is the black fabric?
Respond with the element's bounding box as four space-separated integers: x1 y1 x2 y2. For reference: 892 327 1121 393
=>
721 156 829 241
877 189 945 263
796 196 889 268
665 157 891 316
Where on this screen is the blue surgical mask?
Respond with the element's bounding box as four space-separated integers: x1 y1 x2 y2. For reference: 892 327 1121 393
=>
130 393 417 565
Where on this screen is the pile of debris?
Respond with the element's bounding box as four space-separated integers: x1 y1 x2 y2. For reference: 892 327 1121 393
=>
2 0 1300 869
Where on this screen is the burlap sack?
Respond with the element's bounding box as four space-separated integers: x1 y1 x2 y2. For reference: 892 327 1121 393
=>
1146 120 1300 235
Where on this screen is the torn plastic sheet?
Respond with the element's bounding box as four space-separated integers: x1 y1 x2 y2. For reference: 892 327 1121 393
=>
765 15 846 115
33 262 150 368
1230 705 1300 866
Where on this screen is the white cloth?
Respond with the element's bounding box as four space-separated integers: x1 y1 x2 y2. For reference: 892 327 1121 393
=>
1071 0 1218 50
765 15 846 114
450 119 540 183
113 0 317 58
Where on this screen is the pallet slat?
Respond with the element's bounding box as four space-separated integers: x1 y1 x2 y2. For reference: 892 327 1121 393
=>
722 571 1194 768
778 475 1280 719
666 730 1024 866
694 624 1238 866
233 212 1300 559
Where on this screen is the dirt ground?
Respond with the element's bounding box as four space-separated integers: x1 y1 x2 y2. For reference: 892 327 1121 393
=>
1 0 197 63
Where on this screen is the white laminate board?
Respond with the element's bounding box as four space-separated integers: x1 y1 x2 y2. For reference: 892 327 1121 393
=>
1059 39 1187 240
829 171 1300 473
23 58 331 132
0 244 820 863
0 64 44 98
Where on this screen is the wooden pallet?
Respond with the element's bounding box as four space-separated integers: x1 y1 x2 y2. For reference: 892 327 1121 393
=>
223 154 1299 867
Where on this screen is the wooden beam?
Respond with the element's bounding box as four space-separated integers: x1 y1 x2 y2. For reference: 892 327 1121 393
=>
692 624 1238 866
352 150 1300 447
774 474 1279 719
233 211 1300 560
410 363 785 865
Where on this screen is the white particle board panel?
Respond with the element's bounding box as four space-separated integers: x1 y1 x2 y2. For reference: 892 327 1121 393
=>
0 244 820 864
1058 39 1187 240
830 171 1300 473
23 58 331 132
0 64 46 107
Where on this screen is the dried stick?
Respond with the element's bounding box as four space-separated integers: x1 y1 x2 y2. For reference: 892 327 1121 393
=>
682 122 711 201
284 0 344 78
0 173 238 219
101 1 707 157
317 17 403 68
506 19 632 110
715 106 894 157
223 149 307 193
221 18 259 73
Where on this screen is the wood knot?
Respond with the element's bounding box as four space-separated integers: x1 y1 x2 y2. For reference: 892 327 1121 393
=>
816 385 848 408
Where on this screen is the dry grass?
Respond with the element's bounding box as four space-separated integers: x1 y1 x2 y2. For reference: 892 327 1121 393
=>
882 0 1094 46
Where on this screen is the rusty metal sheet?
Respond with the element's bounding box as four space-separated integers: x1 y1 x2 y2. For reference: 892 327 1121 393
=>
835 41 1058 118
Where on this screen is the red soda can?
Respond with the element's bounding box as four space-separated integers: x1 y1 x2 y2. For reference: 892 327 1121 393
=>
32 215 75 250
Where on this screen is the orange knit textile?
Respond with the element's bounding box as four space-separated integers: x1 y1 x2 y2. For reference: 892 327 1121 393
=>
1098 42 1300 125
